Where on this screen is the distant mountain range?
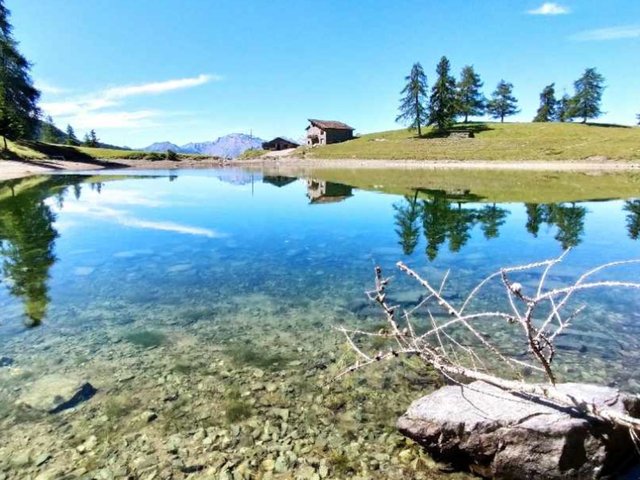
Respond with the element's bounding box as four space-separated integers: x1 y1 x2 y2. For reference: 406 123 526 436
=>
141 133 265 158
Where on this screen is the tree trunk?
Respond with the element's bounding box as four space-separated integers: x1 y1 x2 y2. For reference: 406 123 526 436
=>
3 135 7 151
501 114 504 123
417 124 421 137
464 113 469 123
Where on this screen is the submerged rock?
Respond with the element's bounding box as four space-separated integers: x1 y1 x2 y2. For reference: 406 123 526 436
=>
0 356 13 367
397 381 640 479
18 374 97 413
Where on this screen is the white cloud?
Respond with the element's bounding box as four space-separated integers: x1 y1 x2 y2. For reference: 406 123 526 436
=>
103 74 219 99
41 74 219 130
571 25 640 41
35 80 69 95
67 110 161 129
527 2 570 15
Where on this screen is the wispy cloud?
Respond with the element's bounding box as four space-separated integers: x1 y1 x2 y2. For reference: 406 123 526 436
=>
104 74 218 99
67 110 161 129
41 74 220 130
35 80 69 95
527 2 570 15
51 191 223 238
571 25 640 41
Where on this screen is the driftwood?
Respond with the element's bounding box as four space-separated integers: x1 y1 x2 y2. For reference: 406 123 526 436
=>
336 250 640 434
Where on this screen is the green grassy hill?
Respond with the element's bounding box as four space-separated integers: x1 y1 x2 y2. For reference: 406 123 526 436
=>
302 122 640 161
0 140 206 161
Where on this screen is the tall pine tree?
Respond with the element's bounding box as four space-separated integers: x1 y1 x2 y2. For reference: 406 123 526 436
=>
456 65 485 123
428 56 458 132
557 93 572 122
396 63 428 137
568 68 605 123
533 83 558 122
0 0 40 150
65 124 79 145
486 80 519 123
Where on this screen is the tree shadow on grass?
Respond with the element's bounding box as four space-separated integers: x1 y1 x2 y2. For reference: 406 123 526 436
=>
15 141 130 168
415 122 494 139
583 122 632 129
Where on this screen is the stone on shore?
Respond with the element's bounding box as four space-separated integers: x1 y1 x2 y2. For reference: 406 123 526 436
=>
397 381 640 479
18 374 97 413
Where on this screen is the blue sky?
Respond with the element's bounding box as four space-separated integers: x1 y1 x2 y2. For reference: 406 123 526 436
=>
9 0 640 146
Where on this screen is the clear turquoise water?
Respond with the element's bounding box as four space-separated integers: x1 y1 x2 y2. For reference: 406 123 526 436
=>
1 168 640 477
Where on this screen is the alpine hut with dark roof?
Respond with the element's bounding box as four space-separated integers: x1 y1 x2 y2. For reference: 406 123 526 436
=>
305 119 354 146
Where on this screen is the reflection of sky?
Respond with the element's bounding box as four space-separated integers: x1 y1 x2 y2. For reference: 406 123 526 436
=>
2 171 640 342
43 173 640 276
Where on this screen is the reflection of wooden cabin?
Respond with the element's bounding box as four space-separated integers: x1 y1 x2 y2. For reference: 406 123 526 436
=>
306 119 354 146
263 175 296 188
306 179 353 204
262 137 299 151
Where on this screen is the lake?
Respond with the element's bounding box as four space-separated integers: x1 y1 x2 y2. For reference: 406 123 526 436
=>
1 168 640 479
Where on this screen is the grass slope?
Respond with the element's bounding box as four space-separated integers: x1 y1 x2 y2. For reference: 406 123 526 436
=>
0 140 207 161
303 122 640 161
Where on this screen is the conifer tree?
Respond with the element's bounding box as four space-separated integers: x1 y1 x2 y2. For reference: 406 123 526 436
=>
557 93 572 122
428 56 458 132
456 65 485 123
0 0 40 150
41 115 58 143
84 129 99 147
396 63 428 136
533 83 557 122
65 124 79 145
486 80 519 123
568 68 605 123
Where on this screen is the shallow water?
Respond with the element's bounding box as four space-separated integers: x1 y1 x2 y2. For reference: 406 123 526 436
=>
1 168 640 479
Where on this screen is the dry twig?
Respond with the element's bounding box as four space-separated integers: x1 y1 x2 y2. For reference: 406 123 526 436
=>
336 250 640 431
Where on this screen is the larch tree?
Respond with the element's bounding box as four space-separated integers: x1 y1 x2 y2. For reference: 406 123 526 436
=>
533 83 558 122
0 0 40 150
557 93 572 122
396 62 428 137
65 124 79 145
428 56 458 132
456 65 485 123
486 80 519 123
568 68 605 123
41 115 58 143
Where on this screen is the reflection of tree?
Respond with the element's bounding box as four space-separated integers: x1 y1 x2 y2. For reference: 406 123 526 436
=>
477 204 509 239
448 204 475 252
422 197 452 261
0 187 59 326
525 203 545 237
393 191 421 255
624 200 640 240
524 203 587 249
547 203 586 249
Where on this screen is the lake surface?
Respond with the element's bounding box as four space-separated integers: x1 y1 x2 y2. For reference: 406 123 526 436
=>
1 168 640 479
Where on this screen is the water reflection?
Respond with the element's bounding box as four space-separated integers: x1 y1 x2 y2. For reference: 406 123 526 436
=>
391 191 593 260
624 200 640 240
0 178 61 326
306 179 353 204
1 171 640 329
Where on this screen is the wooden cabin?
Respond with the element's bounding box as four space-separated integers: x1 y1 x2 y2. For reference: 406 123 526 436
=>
306 119 354 146
262 137 299 151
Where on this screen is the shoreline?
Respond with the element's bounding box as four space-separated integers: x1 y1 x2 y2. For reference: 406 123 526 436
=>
2 156 640 182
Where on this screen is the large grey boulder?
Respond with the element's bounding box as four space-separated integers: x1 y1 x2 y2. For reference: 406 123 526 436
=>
397 381 640 479
18 374 97 413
